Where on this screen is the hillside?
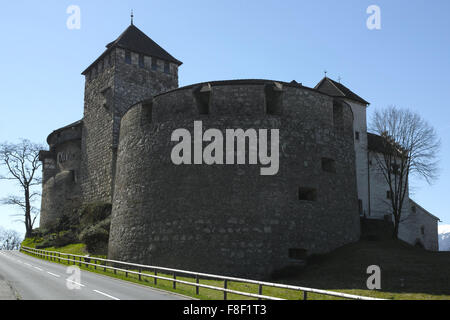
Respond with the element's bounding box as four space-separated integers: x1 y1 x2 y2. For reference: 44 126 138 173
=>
277 239 450 296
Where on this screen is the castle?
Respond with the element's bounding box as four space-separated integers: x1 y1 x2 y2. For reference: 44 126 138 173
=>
38 23 439 279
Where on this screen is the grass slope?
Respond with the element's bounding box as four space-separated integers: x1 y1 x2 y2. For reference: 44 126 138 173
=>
276 239 450 300
21 238 450 300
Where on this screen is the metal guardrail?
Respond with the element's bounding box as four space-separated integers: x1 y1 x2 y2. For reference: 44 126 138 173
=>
20 245 385 300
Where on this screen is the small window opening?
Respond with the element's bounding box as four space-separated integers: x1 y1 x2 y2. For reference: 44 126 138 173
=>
139 54 145 68
355 131 360 140
152 58 158 70
164 61 170 74
386 191 392 199
265 82 283 115
125 51 132 64
289 248 307 260
333 102 344 125
321 158 336 173
421 226 425 235
299 188 317 201
193 84 211 115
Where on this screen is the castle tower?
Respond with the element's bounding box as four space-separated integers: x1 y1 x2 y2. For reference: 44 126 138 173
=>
79 23 182 204
315 77 370 217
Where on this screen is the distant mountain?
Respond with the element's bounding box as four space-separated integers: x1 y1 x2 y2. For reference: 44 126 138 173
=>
439 232 450 251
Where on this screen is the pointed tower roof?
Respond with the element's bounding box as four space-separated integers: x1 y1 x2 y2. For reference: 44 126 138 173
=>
314 77 369 105
82 24 182 75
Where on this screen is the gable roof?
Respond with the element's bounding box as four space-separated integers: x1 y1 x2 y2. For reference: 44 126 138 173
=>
314 77 370 105
82 24 182 75
409 199 440 221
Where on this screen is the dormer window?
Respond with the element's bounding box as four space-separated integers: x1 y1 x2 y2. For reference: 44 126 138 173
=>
125 50 132 64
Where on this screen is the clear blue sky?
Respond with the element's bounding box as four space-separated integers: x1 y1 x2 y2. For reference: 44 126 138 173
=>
0 0 449 236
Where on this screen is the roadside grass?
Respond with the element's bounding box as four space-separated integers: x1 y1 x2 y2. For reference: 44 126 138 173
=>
20 244 345 300
20 238 450 300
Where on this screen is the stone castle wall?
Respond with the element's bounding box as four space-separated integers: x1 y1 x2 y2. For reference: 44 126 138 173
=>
108 80 361 279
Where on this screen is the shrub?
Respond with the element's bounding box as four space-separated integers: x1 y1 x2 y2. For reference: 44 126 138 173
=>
79 216 111 254
53 230 78 248
79 202 112 230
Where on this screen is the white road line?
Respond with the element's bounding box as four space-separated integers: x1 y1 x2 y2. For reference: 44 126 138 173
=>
34 267 43 271
24 263 32 267
66 279 85 287
47 272 60 278
93 289 120 300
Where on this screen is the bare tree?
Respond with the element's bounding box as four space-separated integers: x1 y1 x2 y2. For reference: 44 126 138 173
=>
370 106 440 239
0 140 44 237
0 227 22 250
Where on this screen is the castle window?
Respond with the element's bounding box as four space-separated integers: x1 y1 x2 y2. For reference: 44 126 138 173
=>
265 82 283 115
164 61 170 74
125 50 132 64
355 131 360 141
386 191 392 199
358 199 363 215
194 84 211 115
421 225 425 235
288 248 307 260
412 205 417 213
321 157 336 173
152 57 158 70
71 170 77 183
139 54 145 68
298 188 317 201
333 101 344 125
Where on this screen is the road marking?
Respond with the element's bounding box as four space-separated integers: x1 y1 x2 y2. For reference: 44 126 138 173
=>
47 272 61 278
93 289 120 300
24 263 32 267
34 266 43 271
66 279 85 287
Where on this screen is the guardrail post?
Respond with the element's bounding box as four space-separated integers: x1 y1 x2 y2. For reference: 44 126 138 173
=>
94 260 97 270
58 253 61 263
154 270 157 285
125 268 128 277
195 275 199 295
79 256 81 267
173 274 176 289
224 280 228 300
258 284 263 300
138 268 142 281
303 291 308 300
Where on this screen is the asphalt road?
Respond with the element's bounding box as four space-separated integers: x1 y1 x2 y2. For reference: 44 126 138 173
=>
0 250 190 300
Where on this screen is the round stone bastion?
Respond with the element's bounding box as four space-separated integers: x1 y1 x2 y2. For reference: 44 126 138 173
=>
108 79 361 279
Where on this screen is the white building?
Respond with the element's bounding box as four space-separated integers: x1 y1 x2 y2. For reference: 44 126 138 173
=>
315 77 440 251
